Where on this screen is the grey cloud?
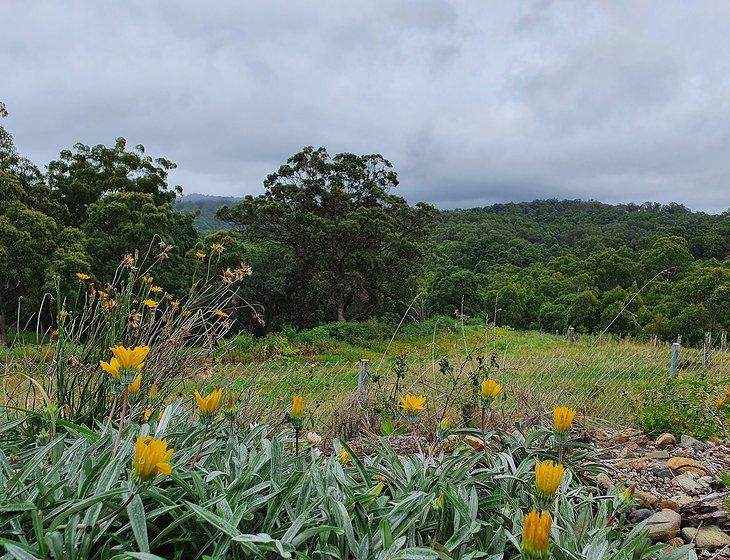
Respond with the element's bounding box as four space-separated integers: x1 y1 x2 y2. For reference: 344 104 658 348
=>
2 1 729 212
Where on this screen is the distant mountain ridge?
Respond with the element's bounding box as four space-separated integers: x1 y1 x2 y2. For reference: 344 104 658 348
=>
174 193 242 233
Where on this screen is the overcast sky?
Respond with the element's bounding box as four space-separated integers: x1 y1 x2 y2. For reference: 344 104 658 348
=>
3 1 730 212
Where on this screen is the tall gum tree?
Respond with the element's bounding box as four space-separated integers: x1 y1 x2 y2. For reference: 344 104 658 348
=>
218 146 437 323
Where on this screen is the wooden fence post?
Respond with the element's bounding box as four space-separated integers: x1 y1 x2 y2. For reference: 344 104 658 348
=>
702 332 712 367
669 342 680 376
676 334 682 345
358 359 369 404
721 331 727 352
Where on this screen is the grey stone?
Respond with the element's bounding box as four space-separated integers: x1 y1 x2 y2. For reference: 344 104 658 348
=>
674 473 703 494
680 435 706 450
645 450 670 459
651 466 674 479
630 508 654 523
645 509 682 541
596 473 614 491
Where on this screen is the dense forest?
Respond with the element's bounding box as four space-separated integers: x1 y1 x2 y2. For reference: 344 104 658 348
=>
1 103 728 345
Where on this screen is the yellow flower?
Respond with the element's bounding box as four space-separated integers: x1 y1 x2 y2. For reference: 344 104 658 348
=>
337 447 351 465
715 398 726 409
291 395 304 418
98 290 108 298
149 384 158 400
143 299 158 309
76 272 90 281
400 394 427 414
127 374 143 395
132 436 173 482
109 345 150 372
182 309 191 317
522 510 551 559
194 389 223 415
210 243 224 254
725 388 730 398
535 460 565 498
59 309 69 319
144 408 153 422
51 329 59 338
214 309 229 318
100 357 121 381
142 275 153 285
195 250 207 260
553 406 577 434
151 285 163 294
170 299 180 310
481 379 503 399
103 299 116 311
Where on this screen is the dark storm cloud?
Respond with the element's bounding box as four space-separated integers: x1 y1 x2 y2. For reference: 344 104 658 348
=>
2 1 729 212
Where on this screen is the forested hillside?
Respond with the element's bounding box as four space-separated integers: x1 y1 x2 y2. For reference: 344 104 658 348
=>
428 200 729 343
175 193 240 233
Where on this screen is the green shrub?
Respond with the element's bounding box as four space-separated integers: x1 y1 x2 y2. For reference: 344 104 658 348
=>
637 376 728 440
292 321 386 346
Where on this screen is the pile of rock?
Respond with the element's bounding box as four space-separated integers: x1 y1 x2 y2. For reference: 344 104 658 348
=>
591 428 730 558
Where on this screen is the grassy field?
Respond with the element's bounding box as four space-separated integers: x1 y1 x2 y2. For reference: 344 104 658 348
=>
208 325 730 428
4 323 728 428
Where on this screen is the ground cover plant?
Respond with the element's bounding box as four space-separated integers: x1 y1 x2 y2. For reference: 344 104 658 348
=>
0 388 698 559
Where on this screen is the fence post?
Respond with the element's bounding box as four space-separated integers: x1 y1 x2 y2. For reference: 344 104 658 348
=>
567 326 576 342
702 332 712 367
358 359 369 404
721 331 727 352
676 334 682 345
669 342 680 376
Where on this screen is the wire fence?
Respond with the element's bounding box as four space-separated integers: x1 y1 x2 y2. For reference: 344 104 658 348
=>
210 338 730 429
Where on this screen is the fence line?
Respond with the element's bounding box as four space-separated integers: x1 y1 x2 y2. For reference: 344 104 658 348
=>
212 339 729 428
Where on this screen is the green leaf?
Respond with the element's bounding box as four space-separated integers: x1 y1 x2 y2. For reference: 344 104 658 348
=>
126 494 149 553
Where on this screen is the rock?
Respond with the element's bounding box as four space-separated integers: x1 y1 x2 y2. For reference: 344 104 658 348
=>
674 473 703 494
656 433 676 447
667 456 708 476
697 475 713 486
680 435 706 450
618 447 636 459
630 508 654 523
634 489 658 508
463 435 484 450
680 526 730 549
660 499 680 512
596 473 614 491
632 457 652 470
645 509 682 541
646 450 670 460
669 493 695 508
666 537 685 548
651 466 674 479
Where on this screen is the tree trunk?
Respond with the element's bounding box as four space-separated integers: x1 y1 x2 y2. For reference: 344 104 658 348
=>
337 297 346 322
0 304 5 346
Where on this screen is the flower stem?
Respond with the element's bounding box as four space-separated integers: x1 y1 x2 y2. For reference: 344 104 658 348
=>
295 427 300 456
190 426 209 467
113 391 128 456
